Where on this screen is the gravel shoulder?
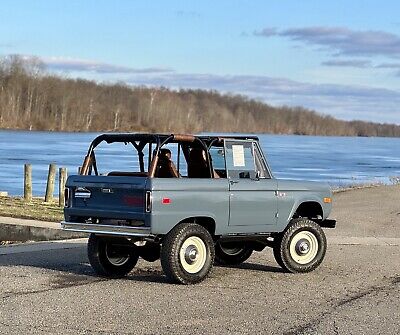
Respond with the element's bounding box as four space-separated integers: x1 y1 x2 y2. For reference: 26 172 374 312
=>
329 184 400 238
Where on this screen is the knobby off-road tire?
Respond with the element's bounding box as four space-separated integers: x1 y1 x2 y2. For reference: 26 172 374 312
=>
273 218 327 273
214 241 253 265
87 234 139 278
161 223 215 284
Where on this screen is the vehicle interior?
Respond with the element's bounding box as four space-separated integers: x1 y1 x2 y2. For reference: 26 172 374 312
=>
79 133 262 179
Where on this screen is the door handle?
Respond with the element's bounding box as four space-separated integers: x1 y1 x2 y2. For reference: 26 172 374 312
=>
229 180 239 185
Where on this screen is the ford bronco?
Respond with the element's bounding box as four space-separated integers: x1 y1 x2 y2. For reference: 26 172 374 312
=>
62 133 336 284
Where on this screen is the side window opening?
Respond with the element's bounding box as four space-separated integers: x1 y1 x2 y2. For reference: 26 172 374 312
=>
154 143 186 178
209 146 227 178
92 142 150 176
186 146 211 178
175 143 225 179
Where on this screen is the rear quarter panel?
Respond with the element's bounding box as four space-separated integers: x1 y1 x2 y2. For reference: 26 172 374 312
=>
149 178 229 235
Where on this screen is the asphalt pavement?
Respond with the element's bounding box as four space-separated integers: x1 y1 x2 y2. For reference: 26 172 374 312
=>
0 185 399 334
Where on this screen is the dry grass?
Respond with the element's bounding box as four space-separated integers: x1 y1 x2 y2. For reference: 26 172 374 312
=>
0 196 63 222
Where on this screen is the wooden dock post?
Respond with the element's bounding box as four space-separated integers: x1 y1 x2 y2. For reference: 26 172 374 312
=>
24 164 32 202
58 167 67 207
45 163 56 203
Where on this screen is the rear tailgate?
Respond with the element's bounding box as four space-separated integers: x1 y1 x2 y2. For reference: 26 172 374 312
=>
64 175 149 221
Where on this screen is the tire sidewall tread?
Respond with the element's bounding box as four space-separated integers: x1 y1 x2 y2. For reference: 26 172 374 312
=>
161 223 215 284
87 234 139 278
275 218 327 273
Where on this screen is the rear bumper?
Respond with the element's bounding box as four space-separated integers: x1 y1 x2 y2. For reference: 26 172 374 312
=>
320 219 336 228
64 208 147 221
61 221 153 237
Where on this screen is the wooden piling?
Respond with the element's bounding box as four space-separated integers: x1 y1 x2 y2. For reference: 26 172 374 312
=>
45 163 56 203
58 167 67 207
24 164 32 202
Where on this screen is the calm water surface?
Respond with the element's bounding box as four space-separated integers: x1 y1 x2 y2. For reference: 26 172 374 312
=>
0 130 399 196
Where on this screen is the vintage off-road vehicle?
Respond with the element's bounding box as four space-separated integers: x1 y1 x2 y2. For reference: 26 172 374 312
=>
62 133 336 284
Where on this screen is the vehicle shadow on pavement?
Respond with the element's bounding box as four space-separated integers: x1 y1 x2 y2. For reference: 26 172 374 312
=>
126 268 169 284
0 246 96 277
0 247 172 284
0 247 284 285
215 262 283 273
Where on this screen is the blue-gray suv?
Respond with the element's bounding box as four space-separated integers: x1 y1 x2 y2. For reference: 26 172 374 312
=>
62 133 336 284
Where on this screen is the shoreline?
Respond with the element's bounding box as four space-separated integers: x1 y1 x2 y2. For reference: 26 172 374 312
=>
1 128 400 138
331 182 396 193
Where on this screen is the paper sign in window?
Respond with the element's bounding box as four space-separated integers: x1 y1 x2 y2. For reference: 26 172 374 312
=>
232 145 245 167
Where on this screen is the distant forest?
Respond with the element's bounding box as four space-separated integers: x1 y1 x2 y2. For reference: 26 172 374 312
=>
1 55 399 137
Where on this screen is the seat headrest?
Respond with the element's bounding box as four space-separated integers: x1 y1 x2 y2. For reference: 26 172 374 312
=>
159 148 172 160
189 148 206 160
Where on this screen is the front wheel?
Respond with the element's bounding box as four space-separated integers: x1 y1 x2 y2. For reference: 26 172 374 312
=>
273 218 327 273
87 234 139 278
214 241 253 265
161 223 215 284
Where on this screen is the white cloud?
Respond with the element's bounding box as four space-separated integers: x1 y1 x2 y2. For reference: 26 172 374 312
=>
35 56 173 74
254 26 400 58
321 59 372 68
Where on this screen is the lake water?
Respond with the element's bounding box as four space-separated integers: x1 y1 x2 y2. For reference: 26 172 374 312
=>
0 130 399 196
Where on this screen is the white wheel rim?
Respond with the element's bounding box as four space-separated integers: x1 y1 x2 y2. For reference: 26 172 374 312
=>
105 244 130 266
289 231 319 265
179 236 207 274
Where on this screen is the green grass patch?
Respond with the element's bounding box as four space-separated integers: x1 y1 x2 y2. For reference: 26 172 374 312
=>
0 196 63 222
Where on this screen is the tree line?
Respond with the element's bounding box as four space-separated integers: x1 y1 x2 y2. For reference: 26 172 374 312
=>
0 55 399 137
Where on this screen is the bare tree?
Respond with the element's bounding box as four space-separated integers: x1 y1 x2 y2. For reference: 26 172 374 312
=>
0 55 399 137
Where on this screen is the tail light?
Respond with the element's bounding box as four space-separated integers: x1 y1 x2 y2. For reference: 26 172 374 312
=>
64 188 70 207
145 191 152 213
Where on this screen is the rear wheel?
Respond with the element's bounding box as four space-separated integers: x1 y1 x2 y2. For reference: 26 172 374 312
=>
161 223 215 284
215 241 253 265
87 234 139 278
273 218 327 273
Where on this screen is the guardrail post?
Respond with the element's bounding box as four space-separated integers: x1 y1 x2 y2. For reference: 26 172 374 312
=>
24 164 32 202
58 167 67 207
45 163 56 202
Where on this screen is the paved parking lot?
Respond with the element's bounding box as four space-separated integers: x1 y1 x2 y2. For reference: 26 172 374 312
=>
0 186 399 334
0 238 398 334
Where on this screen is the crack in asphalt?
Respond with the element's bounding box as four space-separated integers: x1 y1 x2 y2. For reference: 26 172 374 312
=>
283 275 400 335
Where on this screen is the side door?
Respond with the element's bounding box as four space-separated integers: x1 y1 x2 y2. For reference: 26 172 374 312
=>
225 140 278 227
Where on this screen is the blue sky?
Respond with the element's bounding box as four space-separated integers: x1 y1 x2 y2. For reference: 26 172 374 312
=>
1 0 400 124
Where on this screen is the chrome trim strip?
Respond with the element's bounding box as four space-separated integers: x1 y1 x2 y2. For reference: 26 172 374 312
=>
145 190 152 213
74 187 91 198
61 221 152 237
